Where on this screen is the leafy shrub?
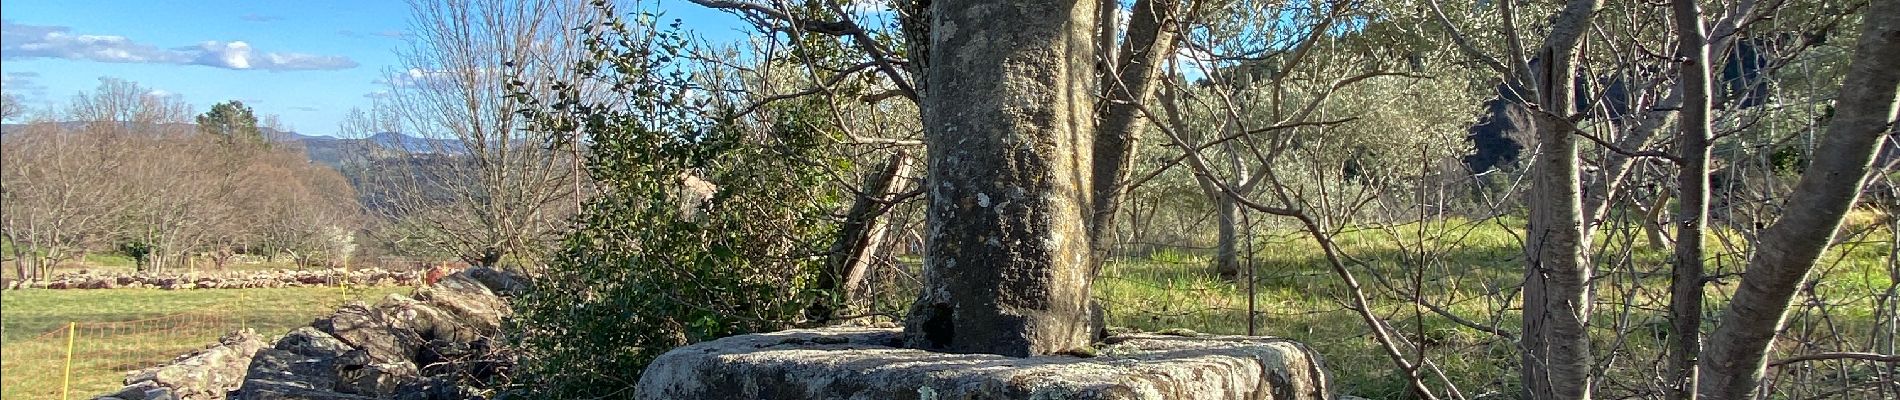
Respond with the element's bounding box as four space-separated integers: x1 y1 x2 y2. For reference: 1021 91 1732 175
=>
507 5 841 397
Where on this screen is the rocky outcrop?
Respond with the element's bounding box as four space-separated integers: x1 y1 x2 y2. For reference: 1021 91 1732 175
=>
230 268 518 400
636 327 1335 400
11 269 423 290
90 267 519 400
97 330 271 400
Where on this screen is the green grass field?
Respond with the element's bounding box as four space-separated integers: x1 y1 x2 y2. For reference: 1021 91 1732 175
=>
1 216 1890 399
0 286 413 399
1094 216 1894 398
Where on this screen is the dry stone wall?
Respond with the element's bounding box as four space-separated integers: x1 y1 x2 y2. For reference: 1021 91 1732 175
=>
10 269 423 290
90 267 522 400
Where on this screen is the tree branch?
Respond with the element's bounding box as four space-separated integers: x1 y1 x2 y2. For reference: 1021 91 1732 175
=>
1767 352 1900 367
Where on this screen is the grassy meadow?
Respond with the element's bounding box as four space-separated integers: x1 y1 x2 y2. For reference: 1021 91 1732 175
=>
0 286 413 399
0 216 1890 399
1094 216 1895 398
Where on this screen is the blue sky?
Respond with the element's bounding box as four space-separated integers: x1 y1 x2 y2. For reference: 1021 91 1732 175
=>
1 0 752 136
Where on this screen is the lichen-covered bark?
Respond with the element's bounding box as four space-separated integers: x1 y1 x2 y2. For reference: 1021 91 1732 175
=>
902 0 1102 357
1696 1 1900 398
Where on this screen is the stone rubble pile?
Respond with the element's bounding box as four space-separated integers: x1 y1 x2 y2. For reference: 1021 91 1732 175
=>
91 267 524 400
10 268 422 290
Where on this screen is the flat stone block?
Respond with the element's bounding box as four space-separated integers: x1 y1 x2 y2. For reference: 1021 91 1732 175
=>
636 327 1334 400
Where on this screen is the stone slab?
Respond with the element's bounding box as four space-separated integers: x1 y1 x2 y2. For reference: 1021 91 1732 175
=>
636 327 1334 400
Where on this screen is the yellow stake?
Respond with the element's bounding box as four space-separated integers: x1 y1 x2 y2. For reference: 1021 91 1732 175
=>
62 321 74 400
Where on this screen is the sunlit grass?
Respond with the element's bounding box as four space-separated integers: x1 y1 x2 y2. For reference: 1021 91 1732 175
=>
1095 216 1892 398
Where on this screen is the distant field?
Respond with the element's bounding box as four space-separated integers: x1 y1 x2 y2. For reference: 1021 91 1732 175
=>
0 253 320 282
0 240 416 282
0 286 413 399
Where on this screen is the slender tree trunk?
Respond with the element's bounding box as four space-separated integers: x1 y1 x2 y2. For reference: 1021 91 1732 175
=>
1089 0 1180 255
1521 1 1602 399
812 151 913 321
1646 191 1673 251
1524 111 1595 400
903 0 1101 357
1697 2 1900 398
1214 195 1241 278
1667 0 1715 397
11 245 29 282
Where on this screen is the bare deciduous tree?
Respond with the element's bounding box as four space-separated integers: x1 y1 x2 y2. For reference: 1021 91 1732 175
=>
364 0 594 272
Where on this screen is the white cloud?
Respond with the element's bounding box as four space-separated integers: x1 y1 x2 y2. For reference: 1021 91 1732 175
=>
376 68 454 88
2 19 358 71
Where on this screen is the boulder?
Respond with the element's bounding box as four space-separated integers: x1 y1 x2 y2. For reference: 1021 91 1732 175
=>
337 361 419 396
276 327 354 359
236 348 346 394
313 302 421 364
463 267 526 295
411 274 506 337
375 295 478 345
636 327 1334 400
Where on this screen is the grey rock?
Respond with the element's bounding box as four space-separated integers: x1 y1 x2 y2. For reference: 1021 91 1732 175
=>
314 301 421 364
98 381 163 400
139 387 175 400
375 294 478 345
117 329 268 400
237 347 349 391
337 362 419 396
463 267 526 295
392 377 472 400
220 267 513 400
230 378 378 400
636 327 1334 400
275 327 353 359
411 273 507 337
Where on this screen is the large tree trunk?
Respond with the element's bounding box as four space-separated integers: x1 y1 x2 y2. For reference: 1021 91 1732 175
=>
1521 1 1602 399
1667 0 1715 398
1696 2 1900 398
902 0 1101 357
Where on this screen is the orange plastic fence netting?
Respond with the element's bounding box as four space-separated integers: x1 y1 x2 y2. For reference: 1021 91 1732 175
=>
0 303 242 400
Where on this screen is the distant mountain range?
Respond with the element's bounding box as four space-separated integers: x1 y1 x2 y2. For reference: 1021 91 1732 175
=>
0 122 461 168
292 131 465 166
